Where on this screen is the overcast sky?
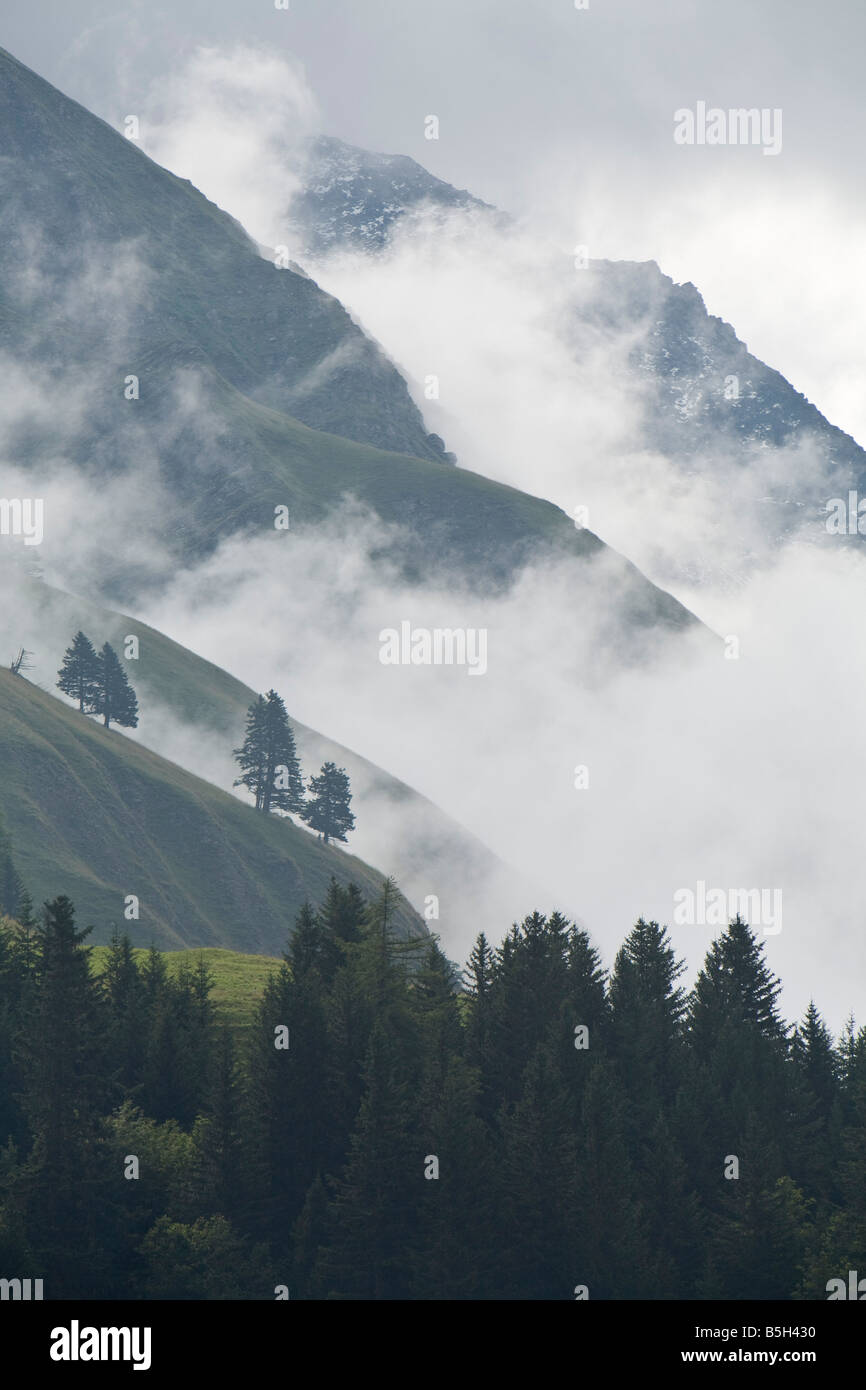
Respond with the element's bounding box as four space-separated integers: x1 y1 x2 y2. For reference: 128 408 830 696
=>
6 0 866 443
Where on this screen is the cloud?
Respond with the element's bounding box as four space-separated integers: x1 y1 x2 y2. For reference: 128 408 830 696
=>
301 204 840 601
112 498 866 1033
4 28 866 1035
138 45 319 248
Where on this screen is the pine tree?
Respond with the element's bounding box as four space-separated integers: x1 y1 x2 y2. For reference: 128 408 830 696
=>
102 929 147 1098
287 901 325 979
321 879 420 1178
242 943 330 1256
263 690 304 816
476 910 606 1118
15 896 114 1295
56 630 100 712
688 916 787 1056
682 918 794 1253
92 642 139 729
290 1173 330 1299
314 879 366 982
193 1026 242 1222
413 1055 495 1300
0 915 30 1151
574 1057 653 1298
464 933 497 1118
322 1019 420 1298
608 918 687 1136
233 690 304 815
793 1001 838 1122
139 948 213 1126
0 811 22 919
233 695 268 810
498 1042 581 1298
301 762 355 844
790 1001 840 1205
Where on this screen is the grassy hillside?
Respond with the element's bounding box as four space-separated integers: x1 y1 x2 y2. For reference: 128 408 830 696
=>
11 574 531 904
0 667 424 952
89 945 282 1033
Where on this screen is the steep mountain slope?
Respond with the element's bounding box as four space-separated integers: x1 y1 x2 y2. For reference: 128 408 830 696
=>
581 259 866 528
0 44 446 464
0 44 699 643
288 137 866 553
287 134 497 256
0 666 424 951
2 571 537 935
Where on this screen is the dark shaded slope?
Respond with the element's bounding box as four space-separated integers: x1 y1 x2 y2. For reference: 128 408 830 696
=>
0 44 446 462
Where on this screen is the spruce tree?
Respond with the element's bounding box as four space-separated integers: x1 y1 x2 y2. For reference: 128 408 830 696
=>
575 1057 653 1298
608 918 687 1136
790 1001 840 1204
233 695 268 810
413 1055 495 1300
262 690 304 815
242 940 330 1255
498 1041 581 1298
103 928 147 1098
56 630 100 712
290 1174 330 1299
93 641 139 729
464 933 497 1118
322 1019 420 1298
682 919 793 1245
0 811 22 919
234 690 304 815
314 879 366 982
16 896 113 1295
301 762 355 844
193 1026 242 1222
688 916 787 1056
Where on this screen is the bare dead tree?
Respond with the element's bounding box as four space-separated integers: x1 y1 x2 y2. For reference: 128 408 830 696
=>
10 648 33 676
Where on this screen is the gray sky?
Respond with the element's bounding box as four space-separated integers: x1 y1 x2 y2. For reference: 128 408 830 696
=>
6 0 866 440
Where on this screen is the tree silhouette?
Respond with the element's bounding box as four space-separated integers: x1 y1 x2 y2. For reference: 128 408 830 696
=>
233 690 304 815
92 642 139 729
301 762 355 844
57 631 99 711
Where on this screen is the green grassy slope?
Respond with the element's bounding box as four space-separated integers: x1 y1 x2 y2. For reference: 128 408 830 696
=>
89 355 699 624
15 574 530 875
0 668 424 952
3 575 538 946
90 946 282 1033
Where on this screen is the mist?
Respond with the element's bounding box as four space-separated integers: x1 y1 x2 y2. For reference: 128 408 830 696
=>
3 39 865 1036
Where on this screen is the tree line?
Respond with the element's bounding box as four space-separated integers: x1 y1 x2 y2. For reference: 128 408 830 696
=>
0 881 862 1300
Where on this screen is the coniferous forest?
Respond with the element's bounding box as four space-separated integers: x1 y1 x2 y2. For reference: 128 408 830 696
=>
0 881 861 1301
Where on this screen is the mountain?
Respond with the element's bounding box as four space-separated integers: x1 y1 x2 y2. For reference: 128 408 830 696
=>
0 45 447 464
0 44 698 644
0 664 424 951
579 259 866 545
287 134 498 256
286 135 866 563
